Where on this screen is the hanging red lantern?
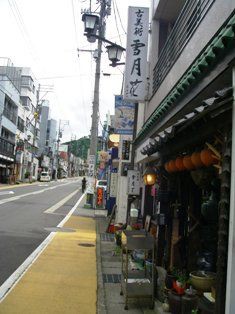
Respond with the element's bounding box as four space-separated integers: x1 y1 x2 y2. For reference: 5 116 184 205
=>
164 162 171 173
168 160 178 172
175 157 186 171
200 149 217 167
183 155 195 170
191 152 204 168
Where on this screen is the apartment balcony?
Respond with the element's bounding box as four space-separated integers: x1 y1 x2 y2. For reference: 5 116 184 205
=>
3 107 17 125
148 0 234 119
20 96 31 111
0 137 15 159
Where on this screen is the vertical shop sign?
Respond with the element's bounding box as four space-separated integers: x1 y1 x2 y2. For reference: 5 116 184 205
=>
127 170 140 195
88 154 95 176
122 140 131 160
110 170 118 197
124 7 149 101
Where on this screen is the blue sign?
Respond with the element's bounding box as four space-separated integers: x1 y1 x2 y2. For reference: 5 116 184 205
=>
115 95 135 135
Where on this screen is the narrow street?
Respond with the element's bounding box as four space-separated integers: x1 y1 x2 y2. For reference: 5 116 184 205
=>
0 178 83 285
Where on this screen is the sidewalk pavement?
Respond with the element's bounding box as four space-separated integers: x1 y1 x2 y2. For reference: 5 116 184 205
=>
0 193 165 314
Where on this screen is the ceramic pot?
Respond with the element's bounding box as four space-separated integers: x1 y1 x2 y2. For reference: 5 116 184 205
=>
190 271 216 292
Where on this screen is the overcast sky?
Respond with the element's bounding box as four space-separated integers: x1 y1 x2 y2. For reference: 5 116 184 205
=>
0 0 150 142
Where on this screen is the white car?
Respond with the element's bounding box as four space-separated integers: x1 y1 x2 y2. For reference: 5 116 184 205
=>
96 180 107 191
40 171 51 182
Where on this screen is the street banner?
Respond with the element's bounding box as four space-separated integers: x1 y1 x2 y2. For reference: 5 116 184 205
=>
124 7 149 102
96 187 104 208
114 95 135 135
127 170 141 195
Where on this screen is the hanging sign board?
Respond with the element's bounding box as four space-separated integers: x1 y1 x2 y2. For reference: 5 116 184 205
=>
127 170 141 195
114 95 135 135
122 140 131 160
123 7 149 102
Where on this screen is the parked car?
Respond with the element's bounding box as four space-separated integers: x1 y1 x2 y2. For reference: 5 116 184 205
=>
40 171 51 182
96 180 107 191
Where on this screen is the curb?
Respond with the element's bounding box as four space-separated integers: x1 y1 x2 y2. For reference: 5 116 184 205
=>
0 182 38 190
96 220 107 314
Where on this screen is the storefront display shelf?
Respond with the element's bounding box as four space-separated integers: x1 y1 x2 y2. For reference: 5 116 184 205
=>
120 230 155 310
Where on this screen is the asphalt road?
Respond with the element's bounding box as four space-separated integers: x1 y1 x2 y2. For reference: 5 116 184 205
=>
0 178 83 286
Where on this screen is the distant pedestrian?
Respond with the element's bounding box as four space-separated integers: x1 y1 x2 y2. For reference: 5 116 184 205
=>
82 177 87 193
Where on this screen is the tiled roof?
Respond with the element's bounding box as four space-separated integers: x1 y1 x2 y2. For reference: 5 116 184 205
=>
141 87 233 156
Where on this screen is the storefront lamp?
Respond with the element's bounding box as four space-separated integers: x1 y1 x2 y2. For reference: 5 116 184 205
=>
143 166 157 186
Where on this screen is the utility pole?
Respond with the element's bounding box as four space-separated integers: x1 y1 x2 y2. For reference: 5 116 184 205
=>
55 119 69 180
31 84 53 182
88 0 108 177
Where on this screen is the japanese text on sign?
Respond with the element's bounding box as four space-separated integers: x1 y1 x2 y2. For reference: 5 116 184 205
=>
127 170 140 195
124 7 149 102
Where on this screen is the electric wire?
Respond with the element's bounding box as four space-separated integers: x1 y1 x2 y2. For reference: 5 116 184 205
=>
7 0 39 63
112 0 122 46
113 0 127 35
71 0 79 47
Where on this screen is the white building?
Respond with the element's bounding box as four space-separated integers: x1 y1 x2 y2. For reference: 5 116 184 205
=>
0 58 20 183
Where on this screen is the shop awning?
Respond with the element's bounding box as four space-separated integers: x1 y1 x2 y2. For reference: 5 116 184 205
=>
141 87 233 156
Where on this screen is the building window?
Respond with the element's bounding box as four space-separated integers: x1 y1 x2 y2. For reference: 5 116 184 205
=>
21 96 31 109
4 97 17 124
17 117 25 133
21 75 34 91
1 127 15 143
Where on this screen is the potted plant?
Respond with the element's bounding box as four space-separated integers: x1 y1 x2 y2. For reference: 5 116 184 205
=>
173 271 188 295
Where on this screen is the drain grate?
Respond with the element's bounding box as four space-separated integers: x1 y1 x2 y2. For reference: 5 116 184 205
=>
100 233 115 242
78 243 95 247
103 274 121 284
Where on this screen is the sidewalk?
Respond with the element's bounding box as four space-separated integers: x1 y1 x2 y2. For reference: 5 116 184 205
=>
96 218 165 314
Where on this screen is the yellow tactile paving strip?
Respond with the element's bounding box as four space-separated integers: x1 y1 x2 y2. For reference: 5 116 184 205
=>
0 216 97 314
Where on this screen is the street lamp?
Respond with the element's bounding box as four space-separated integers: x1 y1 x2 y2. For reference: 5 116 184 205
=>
82 13 125 67
106 45 125 67
82 13 99 43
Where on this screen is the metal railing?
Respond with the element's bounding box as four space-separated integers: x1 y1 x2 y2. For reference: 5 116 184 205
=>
0 137 14 157
3 107 17 124
152 0 215 95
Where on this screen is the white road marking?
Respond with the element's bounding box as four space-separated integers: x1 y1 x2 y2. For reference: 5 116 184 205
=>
0 180 80 206
0 193 85 302
44 190 78 214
